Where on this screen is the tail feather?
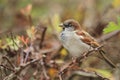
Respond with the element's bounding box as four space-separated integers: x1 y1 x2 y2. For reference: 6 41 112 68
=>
99 50 116 68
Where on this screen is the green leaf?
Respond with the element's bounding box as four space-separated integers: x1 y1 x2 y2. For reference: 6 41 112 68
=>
103 17 120 34
88 68 112 79
5 37 20 50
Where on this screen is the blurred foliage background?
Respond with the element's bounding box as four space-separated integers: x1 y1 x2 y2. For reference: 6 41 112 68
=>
0 0 120 80
0 0 120 36
0 0 117 31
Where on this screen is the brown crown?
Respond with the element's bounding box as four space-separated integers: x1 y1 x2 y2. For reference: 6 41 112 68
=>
63 19 81 30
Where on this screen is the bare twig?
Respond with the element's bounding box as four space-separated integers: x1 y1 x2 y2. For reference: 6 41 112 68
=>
40 55 50 80
113 64 120 80
99 50 116 68
94 72 109 80
58 46 111 80
23 46 33 63
3 59 40 80
17 59 40 75
39 27 47 49
58 74 63 80
2 56 15 69
68 70 109 80
39 48 57 54
58 46 103 78
0 65 14 72
0 66 3 80
20 51 24 65
24 51 29 63
97 30 120 43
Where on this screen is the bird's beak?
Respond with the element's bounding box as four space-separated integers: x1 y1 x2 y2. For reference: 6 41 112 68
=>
59 23 64 27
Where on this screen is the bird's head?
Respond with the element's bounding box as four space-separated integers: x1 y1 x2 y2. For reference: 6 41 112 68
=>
59 19 81 31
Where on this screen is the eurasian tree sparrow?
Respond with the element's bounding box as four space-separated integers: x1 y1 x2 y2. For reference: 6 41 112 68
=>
59 19 116 68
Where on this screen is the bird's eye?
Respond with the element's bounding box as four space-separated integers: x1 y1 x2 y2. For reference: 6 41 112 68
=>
63 23 72 27
68 23 72 27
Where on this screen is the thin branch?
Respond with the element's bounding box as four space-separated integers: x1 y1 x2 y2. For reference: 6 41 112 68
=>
58 46 103 77
3 59 40 80
0 66 3 80
68 70 109 80
23 46 33 63
94 72 109 80
2 56 15 69
0 65 14 72
99 50 116 68
58 46 110 80
39 27 47 49
16 59 40 75
58 74 63 80
97 30 120 43
40 55 50 80
24 51 29 63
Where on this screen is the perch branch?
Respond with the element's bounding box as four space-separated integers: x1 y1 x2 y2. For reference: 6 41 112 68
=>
97 30 120 43
58 46 105 79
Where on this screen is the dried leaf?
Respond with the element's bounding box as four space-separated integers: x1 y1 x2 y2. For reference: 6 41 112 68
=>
60 48 68 57
20 4 32 15
48 68 58 78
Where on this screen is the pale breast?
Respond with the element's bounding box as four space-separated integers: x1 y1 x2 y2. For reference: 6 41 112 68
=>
60 31 91 57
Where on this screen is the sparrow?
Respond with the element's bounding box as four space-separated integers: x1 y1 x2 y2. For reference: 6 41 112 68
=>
59 19 116 68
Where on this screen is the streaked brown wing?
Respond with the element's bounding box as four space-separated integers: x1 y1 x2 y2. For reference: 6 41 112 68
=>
76 30 99 48
76 31 116 68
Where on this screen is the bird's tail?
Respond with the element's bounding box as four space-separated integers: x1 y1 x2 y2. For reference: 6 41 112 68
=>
99 50 116 68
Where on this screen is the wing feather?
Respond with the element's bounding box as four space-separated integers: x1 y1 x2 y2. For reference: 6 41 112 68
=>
76 30 99 48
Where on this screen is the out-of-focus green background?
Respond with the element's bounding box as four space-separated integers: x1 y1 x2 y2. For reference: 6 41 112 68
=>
0 0 119 32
